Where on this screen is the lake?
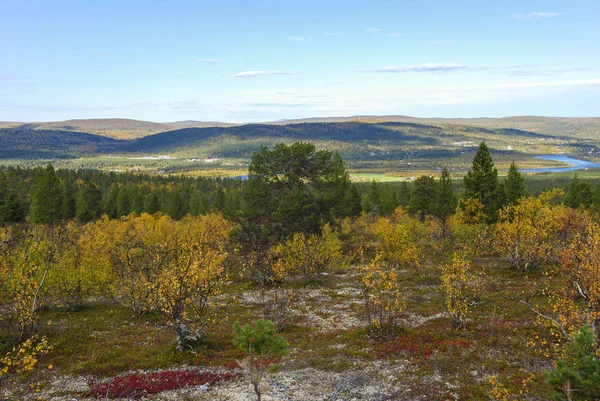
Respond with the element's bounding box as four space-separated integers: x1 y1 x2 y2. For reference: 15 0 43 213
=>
522 155 600 173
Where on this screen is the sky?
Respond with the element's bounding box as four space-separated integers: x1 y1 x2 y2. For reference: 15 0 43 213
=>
1 0 599 122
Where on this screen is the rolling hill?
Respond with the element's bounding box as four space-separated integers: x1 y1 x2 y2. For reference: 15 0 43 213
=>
1 117 598 175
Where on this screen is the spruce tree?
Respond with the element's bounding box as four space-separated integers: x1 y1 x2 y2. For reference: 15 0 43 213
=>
30 164 63 224
379 183 398 215
398 181 411 207
368 180 380 213
504 161 527 205
565 174 593 208
61 179 77 220
76 183 102 223
463 142 503 223
337 184 362 217
435 168 457 236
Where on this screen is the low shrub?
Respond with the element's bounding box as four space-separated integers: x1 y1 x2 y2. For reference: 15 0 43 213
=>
88 369 238 399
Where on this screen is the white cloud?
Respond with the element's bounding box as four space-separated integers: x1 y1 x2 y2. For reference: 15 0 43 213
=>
365 28 380 33
514 12 560 19
196 58 219 64
436 78 600 91
232 71 302 78
288 36 313 41
368 63 469 73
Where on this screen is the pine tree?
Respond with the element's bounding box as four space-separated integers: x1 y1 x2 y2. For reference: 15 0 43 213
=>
410 175 437 222
463 142 504 223
435 168 458 237
504 161 527 205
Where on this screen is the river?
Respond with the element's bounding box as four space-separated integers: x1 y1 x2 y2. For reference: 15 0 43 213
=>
522 155 600 173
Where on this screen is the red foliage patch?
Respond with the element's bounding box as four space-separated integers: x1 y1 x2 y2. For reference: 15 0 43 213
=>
88 369 238 399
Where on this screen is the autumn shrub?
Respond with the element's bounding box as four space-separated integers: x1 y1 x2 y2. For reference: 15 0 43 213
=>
0 335 52 399
358 254 405 338
87 369 238 399
271 223 348 282
494 189 567 270
255 288 297 332
45 221 112 311
371 210 423 271
0 224 66 340
439 253 481 329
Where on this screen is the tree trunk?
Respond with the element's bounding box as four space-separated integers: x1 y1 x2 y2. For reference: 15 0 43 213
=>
174 320 202 352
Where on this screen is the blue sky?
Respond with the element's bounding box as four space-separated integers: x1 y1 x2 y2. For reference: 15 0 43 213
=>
1 0 599 122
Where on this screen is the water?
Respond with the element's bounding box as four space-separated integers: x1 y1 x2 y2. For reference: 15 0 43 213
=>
522 155 600 173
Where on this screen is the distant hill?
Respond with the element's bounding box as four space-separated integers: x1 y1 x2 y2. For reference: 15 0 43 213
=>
274 116 600 140
18 118 176 140
0 126 125 159
167 120 238 128
4 115 599 141
1 119 597 175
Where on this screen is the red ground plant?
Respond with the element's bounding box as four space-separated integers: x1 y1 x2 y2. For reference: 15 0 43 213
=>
88 369 238 399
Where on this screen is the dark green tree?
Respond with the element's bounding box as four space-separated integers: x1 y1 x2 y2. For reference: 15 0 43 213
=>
61 179 77 220
76 183 102 223
336 184 362 218
1 189 26 224
565 175 594 208
167 189 187 220
116 186 131 217
504 161 527 205
103 185 119 218
434 168 458 237
29 164 63 224
144 191 161 215
212 187 225 212
368 180 380 213
545 325 600 401
235 142 350 284
398 181 411 207
463 142 504 223
233 319 289 401
409 175 437 222
379 183 398 215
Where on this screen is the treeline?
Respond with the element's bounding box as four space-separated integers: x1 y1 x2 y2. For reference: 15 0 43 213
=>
0 166 244 225
3 144 600 226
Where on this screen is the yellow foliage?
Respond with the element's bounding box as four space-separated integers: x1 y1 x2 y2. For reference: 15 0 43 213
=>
271 224 348 282
153 213 233 326
0 335 52 384
494 189 567 270
0 225 65 338
439 253 480 329
487 374 535 401
45 221 112 310
459 197 486 225
358 254 405 334
371 212 423 271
